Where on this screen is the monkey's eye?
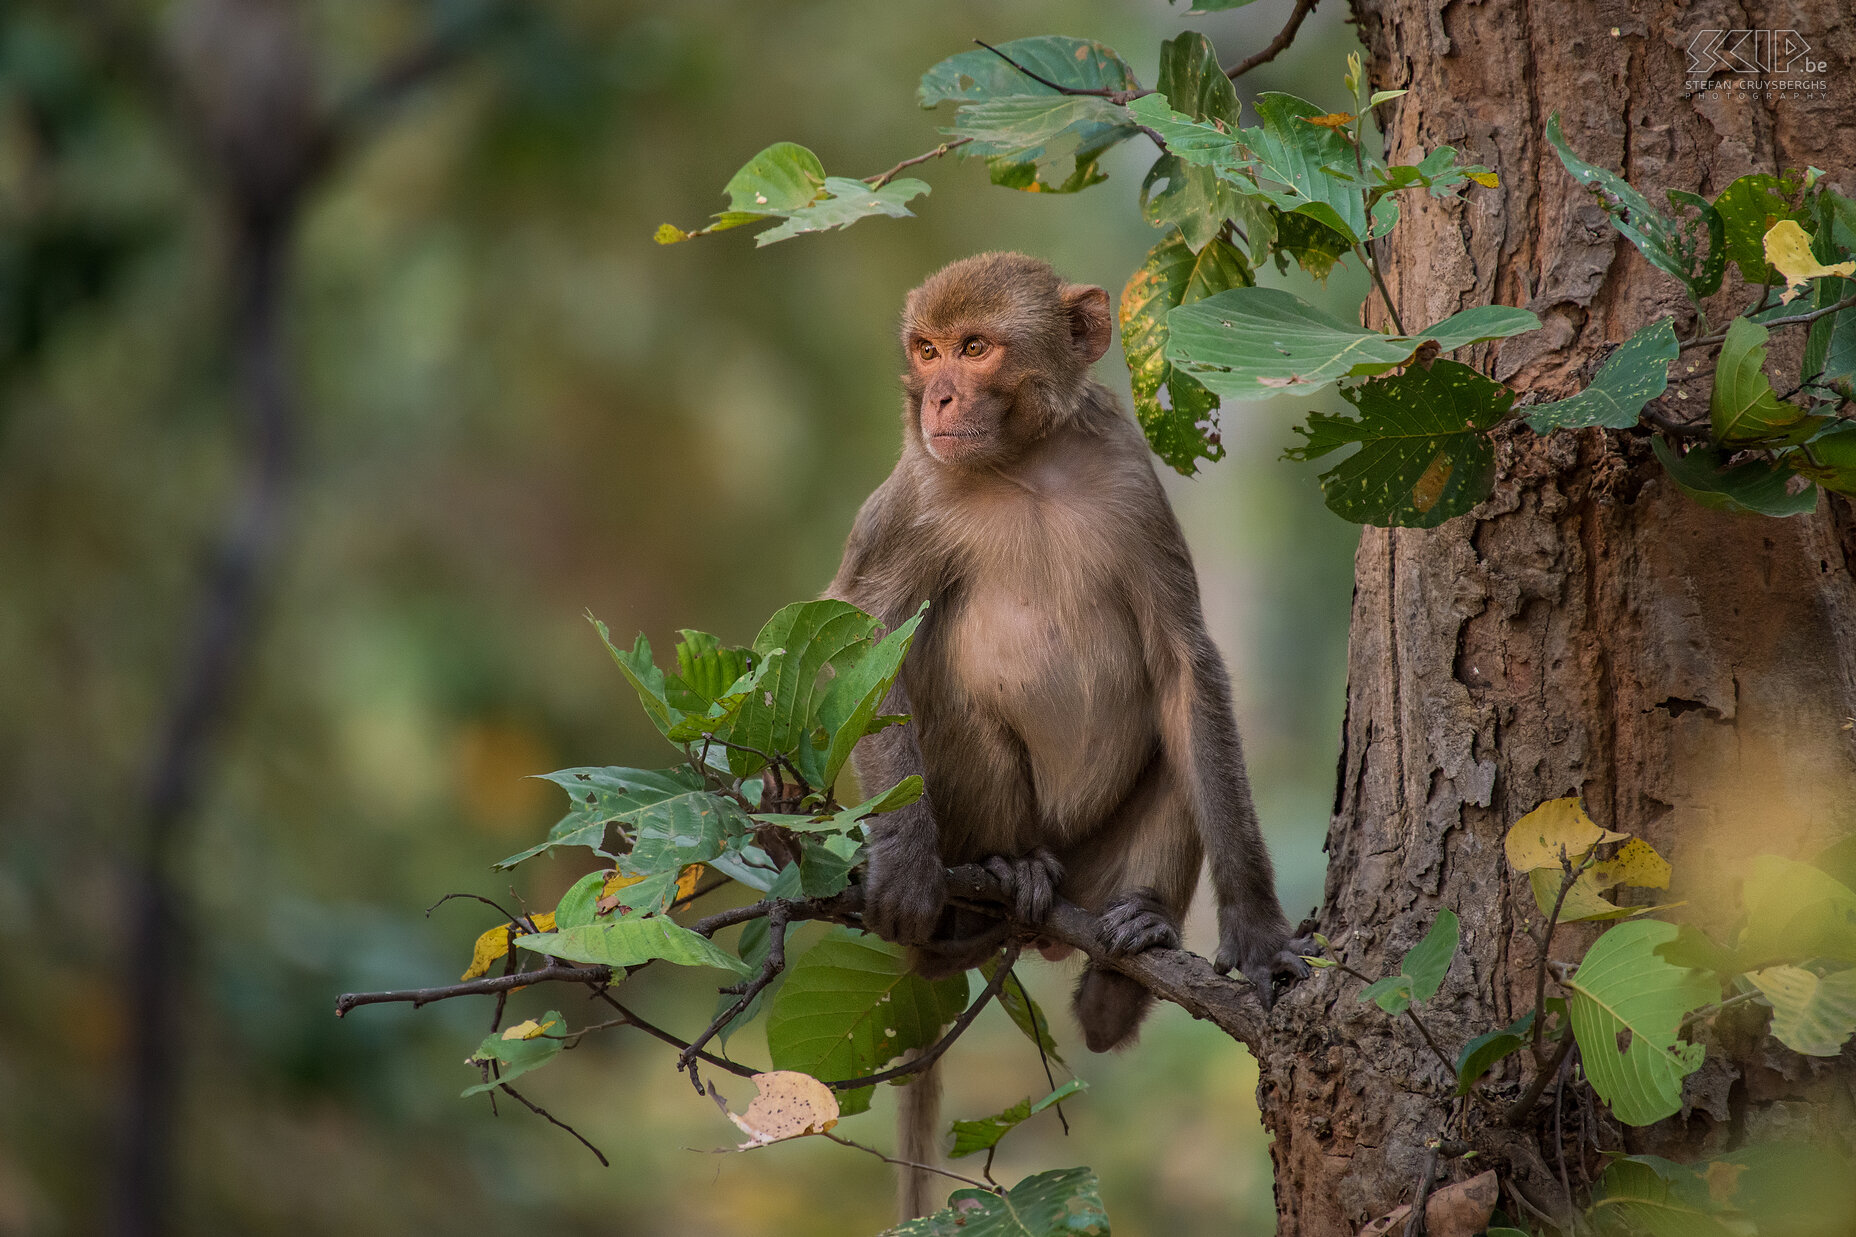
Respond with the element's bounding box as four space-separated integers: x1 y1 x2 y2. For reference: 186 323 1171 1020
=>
961 337 989 358
917 340 938 361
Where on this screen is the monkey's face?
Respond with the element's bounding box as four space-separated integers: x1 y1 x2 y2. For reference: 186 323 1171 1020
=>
904 330 1018 465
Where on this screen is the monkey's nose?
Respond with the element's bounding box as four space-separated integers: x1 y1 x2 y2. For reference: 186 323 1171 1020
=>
936 394 954 408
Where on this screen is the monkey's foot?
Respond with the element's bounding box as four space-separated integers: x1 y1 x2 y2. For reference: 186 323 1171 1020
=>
983 848 1064 924
1095 889 1180 956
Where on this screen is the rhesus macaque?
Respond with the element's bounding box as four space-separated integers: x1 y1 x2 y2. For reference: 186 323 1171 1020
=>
828 252 1306 1218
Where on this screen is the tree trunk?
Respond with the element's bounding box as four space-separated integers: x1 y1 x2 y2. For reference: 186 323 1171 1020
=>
1258 2 1856 1231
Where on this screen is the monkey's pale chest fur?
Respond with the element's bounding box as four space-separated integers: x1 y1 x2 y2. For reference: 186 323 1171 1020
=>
911 470 1158 857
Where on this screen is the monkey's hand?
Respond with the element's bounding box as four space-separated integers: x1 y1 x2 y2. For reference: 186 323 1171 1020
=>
860 830 948 946
1213 913 1312 1010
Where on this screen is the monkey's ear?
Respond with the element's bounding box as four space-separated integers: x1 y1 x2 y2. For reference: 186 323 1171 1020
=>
1060 284 1114 365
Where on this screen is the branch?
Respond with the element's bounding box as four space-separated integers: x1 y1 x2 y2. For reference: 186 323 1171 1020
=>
335 963 612 1015
497 1083 610 1166
1679 291 1856 353
821 1132 999 1194
1531 846 1596 1057
593 993 760 1081
1226 0 1321 79
679 904 792 1089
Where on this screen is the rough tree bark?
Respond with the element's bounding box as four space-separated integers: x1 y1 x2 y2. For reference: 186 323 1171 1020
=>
1255 2 1856 1231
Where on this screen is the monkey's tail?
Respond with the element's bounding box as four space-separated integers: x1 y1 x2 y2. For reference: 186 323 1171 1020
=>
896 1049 943 1222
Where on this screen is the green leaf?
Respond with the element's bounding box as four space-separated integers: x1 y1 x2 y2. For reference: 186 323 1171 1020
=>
1119 234 1252 474
1285 361 1513 528
1455 1011 1535 1095
983 956 1064 1066
721 600 882 779
461 1010 566 1097
1710 317 1820 446
552 869 606 931
1589 1157 1739 1237
797 831 862 898
949 1081 1088 1159
766 928 970 1116
665 637 780 743
1359 909 1460 1013
753 176 930 247
1357 975 1415 1014
1526 318 1678 432
497 766 749 873
518 916 752 974
1735 855 1856 968
1718 1142 1856 1237
1564 919 1717 1126
1167 286 1537 400
1650 439 1818 517
1747 965 1856 1056
949 95 1138 195
1712 171 1803 283
884 1167 1109 1237
1403 909 1460 1002
1785 423 1856 496
1240 92 1368 242
1666 189 1728 300
595 623 680 738
1129 35 1246 252
1547 114 1712 297
714 865 804 1049
919 37 1137 106
806 604 926 789
1802 276 1856 400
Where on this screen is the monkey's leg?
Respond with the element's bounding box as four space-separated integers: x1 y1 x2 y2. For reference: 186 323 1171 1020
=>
1061 768 1203 1051
981 847 1064 924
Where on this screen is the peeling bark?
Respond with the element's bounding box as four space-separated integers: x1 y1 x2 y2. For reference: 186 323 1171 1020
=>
1260 2 1856 1230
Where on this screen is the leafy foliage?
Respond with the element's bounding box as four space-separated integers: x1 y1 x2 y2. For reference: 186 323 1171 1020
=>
1525 318 1678 433
1564 919 1715 1126
655 142 929 246
1650 440 1818 518
886 1167 1110 1237
462 1012 565 1097
1119 233 1251 473
949 1081 1088 1159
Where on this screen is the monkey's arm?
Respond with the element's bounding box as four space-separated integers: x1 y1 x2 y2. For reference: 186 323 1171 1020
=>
824 478 948 945
1142 542 1308 1004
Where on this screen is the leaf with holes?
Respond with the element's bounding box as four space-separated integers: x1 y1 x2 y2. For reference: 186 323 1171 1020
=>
884 1167 1109 1237
1169 286 1536 400
1651 439 1818 517
1565 919 1717 1126
1711 318 1823 446
1548 115 1714 298
1120 234 1251 474
1284 361 1512 528
1747 965 1856 1056
717 600 882 779
948 1081 1087 1159
496 766 748 871
1713 171 1804 283
1526 318 1678 432
766 929 970 1116
1131 33 1246 252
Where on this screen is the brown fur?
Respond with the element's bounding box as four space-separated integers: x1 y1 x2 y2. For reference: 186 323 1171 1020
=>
828 254 1304 1219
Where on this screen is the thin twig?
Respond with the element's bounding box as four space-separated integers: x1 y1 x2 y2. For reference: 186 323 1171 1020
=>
1502 1034 1574 1126
1552 1047 1573 1208
334 963 610 1015
1226 0 1321 79
1639 400 1710 440
823 943 1021 1091
1404 1138 1442 1237
1679 291 1856 352
1532 846 1597 1057
592 992 759 1081
670 873 734 913
497 1083 610 1167
1010 967 1069 1135
679 905 791 1092
822 1132 999 1194
1355 243 1408 336
426 891 524 924
1334 963 1457 1080
866 139 973 189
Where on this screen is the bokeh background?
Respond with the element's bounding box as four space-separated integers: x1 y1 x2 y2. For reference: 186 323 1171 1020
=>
0 1 1367 1233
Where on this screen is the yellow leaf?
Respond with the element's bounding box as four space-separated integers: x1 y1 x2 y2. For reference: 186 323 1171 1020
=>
460 912 557 980
1590 837 1672 890
654 223 692 245
1504 798 1625 872
726 1071 839 1147
1528 868 1683 923
1301 112 1357 130
500 1017 558 1042
1467 171 1499 188
1764 220 1856 303
596 864 705 914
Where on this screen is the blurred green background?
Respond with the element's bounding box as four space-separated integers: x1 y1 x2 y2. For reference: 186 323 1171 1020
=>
0 1 1364 1233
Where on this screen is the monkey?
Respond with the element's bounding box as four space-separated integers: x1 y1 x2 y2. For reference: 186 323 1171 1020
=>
826 252 1307 1219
